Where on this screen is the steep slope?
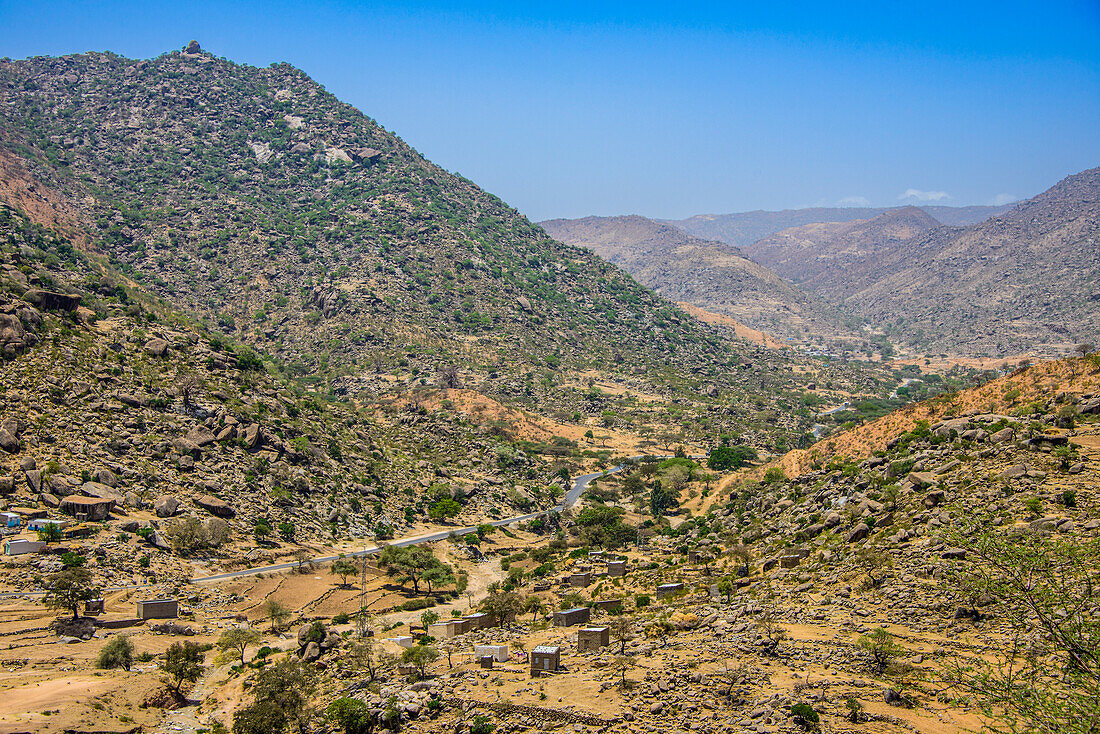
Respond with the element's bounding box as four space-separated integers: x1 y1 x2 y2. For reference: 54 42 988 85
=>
848 168 1100 356
667 204 1011 248
744 206 942 301
0 45 761 406
540 215 858 346
0 202 572 563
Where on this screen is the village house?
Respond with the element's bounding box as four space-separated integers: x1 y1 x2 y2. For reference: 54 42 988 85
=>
553 606 591 626
136 598 178 619
577 626 610 652
656 582 685 598
530 645 560 675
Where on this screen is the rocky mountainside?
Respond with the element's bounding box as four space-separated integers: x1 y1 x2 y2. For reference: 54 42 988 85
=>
743 207 942 301
540 215 858 346
0 45 776 408
844 168 1100 356
666 204 1012 249
0 204 566 562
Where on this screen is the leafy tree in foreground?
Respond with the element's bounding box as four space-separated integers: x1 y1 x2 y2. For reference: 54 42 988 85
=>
941 524 1100 734
97 635 133 670
330 555 359 587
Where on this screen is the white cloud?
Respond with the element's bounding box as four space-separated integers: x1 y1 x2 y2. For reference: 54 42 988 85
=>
837 195 871 207
990 193 1017 206
898 188 950 202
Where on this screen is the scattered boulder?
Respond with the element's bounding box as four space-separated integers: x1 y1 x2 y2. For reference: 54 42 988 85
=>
998 464 1028 480
846 524 870 543
0 427 19 453
990 427 1015 443
194 494 234 517
185 425 216 447
23 289 81 312
154 496 180 517
184 40 201 54
144 338 169 357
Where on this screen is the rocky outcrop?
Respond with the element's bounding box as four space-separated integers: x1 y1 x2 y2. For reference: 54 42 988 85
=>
23 289 81 311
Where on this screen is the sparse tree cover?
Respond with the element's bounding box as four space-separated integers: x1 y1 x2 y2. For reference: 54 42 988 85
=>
43 567 99 620
575 505 637 549
164 515 230 555
941 526 1100 734
649 479 679 517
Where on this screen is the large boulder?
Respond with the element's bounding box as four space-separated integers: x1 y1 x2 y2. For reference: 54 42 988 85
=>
185 425 216 447
194 494 234 517
242 423 263 449
81 481 122 502
0 312 35 357
154 496 180 517
846 523 870 543
998 464 1028 480
23 289 81 312
144 338 169 357
0 428 19 454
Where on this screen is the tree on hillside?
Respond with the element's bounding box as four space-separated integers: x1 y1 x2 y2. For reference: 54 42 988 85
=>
481 589 524 627
941 525 1100 734
217 626 262 667
649 479 678 517
235 657 315 734
43 567 99 620
401 643 439 678
422 562 455 594
428 498 462 522
263 598 291 632
707 445 758 471
611 616 634 654
161 641 204 696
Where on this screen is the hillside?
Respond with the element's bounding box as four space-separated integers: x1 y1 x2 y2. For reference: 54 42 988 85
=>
666 204 1012 249
744 206 942 302
540 215 858 346
0 45 777 409
847 168 1100 356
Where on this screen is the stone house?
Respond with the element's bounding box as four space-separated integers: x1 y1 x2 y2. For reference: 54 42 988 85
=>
553 606 591 626
577 626 610 652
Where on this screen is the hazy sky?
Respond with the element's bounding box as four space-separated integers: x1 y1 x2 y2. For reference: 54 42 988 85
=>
2 1 1098 220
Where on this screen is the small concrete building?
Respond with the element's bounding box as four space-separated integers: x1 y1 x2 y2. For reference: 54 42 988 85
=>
136 598 178 620
463 612 492 630
474 644 509 662
428 621 457 638
451 617 473 635
568 571 592 587
60 495 115 521
478 655 494 669
606 560 628 577
27 518 68 532
577 626 610 652
530 645 560 674
3 538 44 555
656 582 685 599
84 598 105 615
553 606 591 627
392 636 415 648
0 512 20 528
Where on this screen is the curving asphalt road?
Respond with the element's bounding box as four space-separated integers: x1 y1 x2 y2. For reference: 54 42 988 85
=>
0 453 698 598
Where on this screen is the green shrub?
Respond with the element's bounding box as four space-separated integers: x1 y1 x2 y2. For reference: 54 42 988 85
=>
96 635 133 670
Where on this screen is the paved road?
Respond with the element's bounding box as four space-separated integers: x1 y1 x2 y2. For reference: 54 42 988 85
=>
189 462 637 584
1 453 698 598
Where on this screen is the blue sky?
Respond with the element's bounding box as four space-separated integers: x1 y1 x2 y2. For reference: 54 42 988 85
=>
2 1 1098 220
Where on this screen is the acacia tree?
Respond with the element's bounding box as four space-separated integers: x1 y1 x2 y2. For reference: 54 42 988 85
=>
941 525 1100 734
330 556 358 587
216 626 261 667
379 545 448 595
43 567 99 619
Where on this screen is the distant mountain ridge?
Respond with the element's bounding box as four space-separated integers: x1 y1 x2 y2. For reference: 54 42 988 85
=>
665 204 1014 248
539 214 858 345
744 206 943 301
